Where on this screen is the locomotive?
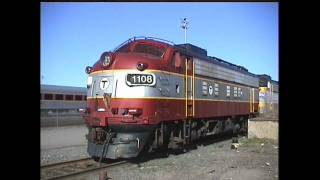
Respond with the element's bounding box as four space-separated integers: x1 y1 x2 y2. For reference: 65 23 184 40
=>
82 37 259 160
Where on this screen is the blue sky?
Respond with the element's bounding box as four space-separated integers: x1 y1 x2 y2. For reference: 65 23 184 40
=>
41 2 278 87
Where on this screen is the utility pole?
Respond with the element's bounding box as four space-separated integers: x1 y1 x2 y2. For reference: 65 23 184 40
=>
181 18 189 44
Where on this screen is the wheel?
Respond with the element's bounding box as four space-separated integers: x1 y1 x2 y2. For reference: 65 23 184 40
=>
232 123 240 143
92 156 100 162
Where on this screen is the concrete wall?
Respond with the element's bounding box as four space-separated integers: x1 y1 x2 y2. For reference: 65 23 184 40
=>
248 120 278 142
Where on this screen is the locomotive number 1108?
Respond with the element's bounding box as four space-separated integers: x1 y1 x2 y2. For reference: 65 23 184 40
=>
126 74 156 86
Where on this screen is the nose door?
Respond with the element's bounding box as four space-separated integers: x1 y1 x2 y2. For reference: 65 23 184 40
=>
249 87 255 114
185 57 194 117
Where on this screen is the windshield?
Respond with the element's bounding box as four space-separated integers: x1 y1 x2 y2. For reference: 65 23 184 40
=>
114 41 166 59
132 43 165 59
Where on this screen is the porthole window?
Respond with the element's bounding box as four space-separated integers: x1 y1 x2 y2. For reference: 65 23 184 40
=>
176 84 180 94
208 84 213 95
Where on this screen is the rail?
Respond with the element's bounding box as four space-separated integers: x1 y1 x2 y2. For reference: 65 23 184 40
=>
41 157 127 180
112 36 175 52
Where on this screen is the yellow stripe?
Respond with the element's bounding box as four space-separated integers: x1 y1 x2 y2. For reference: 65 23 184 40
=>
253 88 255 112
90 69 256 89
87 96 185 100
185 59 188 117
90 69 183 76
195 98 249 103
41 100 86 102
192 60 195 116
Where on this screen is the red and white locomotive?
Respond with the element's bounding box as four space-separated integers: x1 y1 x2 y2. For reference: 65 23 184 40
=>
83 37 259 160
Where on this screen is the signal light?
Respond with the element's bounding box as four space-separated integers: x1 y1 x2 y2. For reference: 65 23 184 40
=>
120 108 129 115
100 52 113 67
102 55 111 67
137 62 148 71
128 108 142 116
78 108 85 113
85 66 92 74
143 118 149 124
97 108 106 112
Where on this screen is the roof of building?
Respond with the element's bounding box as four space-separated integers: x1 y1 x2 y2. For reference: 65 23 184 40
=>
41 84 86 95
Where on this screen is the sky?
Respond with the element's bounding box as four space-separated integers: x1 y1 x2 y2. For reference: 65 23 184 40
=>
41 2 278 87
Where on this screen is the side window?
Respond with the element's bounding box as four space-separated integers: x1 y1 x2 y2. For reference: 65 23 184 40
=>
238 87 242 97
116 43 130 53
181 54 186 70
65 94 74 101
75 95 82 101
172 52 185 70
171 53 175 67
234 87 238 97
214 83 219 96
44 94 53 100
55 94 64 100
187 58 192 70
226 86 230 97
202 81 208 96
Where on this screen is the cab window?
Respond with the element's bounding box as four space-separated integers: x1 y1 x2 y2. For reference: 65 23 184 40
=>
171 52 185 70
116 43 130 53
132 43 165 59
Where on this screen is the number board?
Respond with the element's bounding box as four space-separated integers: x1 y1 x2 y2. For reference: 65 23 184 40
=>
126 74 156 86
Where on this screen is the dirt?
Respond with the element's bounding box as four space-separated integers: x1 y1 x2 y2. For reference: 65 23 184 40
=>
81 136 278 180
41 126 278 180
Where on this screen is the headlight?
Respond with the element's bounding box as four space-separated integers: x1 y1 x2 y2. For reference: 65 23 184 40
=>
102 55 111 67
85 66 92 74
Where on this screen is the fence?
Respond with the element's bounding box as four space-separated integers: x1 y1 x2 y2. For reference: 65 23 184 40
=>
41 109 85 127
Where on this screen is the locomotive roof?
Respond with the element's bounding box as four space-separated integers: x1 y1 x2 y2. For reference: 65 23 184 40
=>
41 84 86 95
114 37 257 78
173 43 257 78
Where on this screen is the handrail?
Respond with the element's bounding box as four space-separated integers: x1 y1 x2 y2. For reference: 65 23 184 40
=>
112 36 175 52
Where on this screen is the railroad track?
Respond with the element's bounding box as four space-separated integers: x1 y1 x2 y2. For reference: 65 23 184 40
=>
41 158 127 180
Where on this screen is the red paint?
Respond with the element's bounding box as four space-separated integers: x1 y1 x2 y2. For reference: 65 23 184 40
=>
91 40 175 74
84 97 258 127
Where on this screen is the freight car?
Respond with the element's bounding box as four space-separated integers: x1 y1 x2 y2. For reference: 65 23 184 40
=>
41 84 87 127
82 37 259 160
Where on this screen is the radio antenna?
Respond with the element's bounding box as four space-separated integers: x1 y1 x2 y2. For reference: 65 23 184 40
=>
180 18 189 44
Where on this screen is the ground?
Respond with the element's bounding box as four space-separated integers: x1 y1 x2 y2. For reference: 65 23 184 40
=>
41 125 278 180
102 137 278 180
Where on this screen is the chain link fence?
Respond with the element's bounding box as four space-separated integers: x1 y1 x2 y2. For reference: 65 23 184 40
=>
41 109 85 127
